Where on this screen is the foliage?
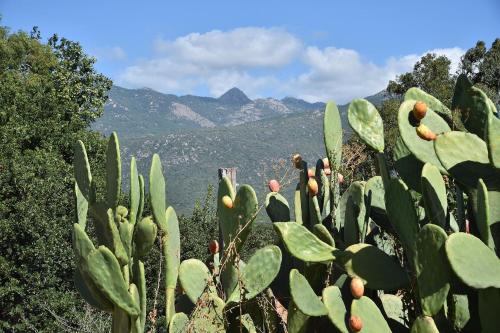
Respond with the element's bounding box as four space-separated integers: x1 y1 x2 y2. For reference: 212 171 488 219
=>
0 25 110 331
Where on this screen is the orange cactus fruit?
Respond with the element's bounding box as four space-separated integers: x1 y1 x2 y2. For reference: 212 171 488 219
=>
349 315 363 332
413 101 428 120
350 277 365 299
292 153 302 169
268 179 280 192
416 124 437 141
324 168 332 176
209 240 219 254
222 195 233 209
307 178 319 196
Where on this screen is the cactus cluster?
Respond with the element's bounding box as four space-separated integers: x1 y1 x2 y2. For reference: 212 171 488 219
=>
264 74 500 332
73 74 499 332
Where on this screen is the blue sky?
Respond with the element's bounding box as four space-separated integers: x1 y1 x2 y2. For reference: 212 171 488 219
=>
2 0 499 103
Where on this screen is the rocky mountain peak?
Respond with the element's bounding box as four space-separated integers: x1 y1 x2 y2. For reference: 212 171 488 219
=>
217 87 252 105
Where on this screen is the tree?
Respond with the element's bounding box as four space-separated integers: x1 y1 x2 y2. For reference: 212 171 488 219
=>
459 39 500 105
387 53 455 106
0 25 111 331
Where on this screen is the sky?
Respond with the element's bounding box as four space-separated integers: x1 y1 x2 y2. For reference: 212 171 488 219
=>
2 0 499 103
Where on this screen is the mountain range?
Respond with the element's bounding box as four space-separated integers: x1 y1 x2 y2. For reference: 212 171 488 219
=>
93 86 386 215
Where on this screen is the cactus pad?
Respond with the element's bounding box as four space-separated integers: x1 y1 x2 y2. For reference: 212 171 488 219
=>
179 259 215 304
351 296 391 333
74 140 92 200
322 286 349 333
414 224 450 316
149 154 167 230
339 243 409 290
106 132 121 209
273 222 338 262
265 192 291 222
445 232 500 288
410 316 439 333
404 87 452 119
421 163 447 227
324 101 343 168
348 99 384 152
289 269 328 316
169 312 188 333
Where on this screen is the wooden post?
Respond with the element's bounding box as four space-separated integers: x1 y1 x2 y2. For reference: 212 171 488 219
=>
217 167 237 254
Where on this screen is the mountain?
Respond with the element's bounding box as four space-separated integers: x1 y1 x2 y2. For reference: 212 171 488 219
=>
93 86 329 138
93 86 386 215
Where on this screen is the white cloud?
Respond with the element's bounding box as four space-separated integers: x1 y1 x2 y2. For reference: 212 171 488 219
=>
93 46 126 61
116 26 465 103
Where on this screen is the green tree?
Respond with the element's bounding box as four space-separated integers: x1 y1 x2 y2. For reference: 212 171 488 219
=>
459 39 500 105
387 53 455 106
0 25 111 331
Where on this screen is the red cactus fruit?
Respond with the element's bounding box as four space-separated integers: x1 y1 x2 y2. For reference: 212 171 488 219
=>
292 153 302 169
209 240 219 254
338 173 344 184
307 168 315 178
324 168 332 176
322 157 330 169
350 277 365 299
308 178 319 196
416 124 437 141
222 195 233 209
412 101 428 121
268 179 280 192
349 315 363 332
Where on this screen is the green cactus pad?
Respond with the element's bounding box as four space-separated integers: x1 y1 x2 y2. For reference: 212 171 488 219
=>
132 260 146 332
137 174 145 222
421 163 447 227
336 181 366 233
106 132 121 209
287 300 310 333
379 294 406 327
478 288 500 333
351 296 391 333
133 216 158 259
265 192 291 222
434 131 500 189
163 207 181 325
447 294 470 332
289 269 327 316
445 232 500 288
168 312 188 333
487 111 500 168
414 224 450 316
118 220 133 260
476 179 495 250
92 207 128 265
84 246 140 316
129 157 140 225
74 140 92 200
74 182 88 228
452 74 496 140
398 99 451 173
365 176 385 214
324 101 343 168
322 286 349 333
385 179 419 258
149 154 167 231
220 183 258 252
344 182 366 246
410 316 439 333
72 223 94 264
273 222 338 262
74 268 113 312
404 87 452 119
312 224 335 246
393 136 424 192
348 98 384 152
294 184 303 225
217 176 236 241
227 245 282 303
179 259 215 304
309 195 322 226
191 294 225 332
339 243 409 290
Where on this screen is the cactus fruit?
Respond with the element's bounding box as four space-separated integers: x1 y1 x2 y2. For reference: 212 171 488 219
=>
322 157 330 169
324 168 331 176
307 168 315 178
134 216 157 259
350 278 364 299
416 124 437 141
412 101 428 120
292 153 302 169
209 240 219 254
222 195 233 209
349 315 363 332
268 179 280 192
337 172 344 184
307 178 318 196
